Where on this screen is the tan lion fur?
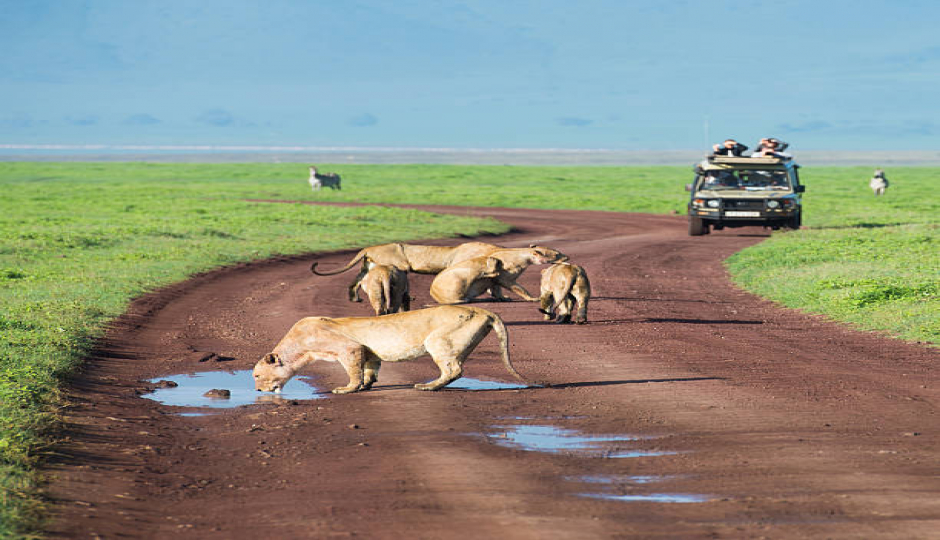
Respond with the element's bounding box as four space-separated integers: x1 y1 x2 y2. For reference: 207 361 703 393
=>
538 262 590 324
252 305 527 394
357 264 410 316
430 246 568 304
429 256 503 304
310 241 502 302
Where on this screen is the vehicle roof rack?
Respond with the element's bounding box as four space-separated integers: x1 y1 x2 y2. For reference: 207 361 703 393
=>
708 155 787 164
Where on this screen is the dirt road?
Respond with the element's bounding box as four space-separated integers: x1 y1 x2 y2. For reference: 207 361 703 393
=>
47 206 939 539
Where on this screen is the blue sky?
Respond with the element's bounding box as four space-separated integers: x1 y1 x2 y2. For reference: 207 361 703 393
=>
2 0 938 150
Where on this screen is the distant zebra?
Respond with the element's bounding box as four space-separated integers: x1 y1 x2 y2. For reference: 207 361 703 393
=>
309 166 342 191
869 168 888 196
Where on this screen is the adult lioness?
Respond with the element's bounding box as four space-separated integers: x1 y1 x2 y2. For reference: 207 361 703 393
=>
430 246 568 304
311 241 502 302
429 256 503 305
253 305 527 394
538 262 591 324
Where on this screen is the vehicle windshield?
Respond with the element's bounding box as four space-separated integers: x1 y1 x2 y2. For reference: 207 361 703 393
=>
700 170 791 191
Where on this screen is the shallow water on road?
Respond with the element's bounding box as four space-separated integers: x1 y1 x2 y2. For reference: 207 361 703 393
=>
484 424 674 458
444 377 530 391
571 475 713 503
143 369 324 410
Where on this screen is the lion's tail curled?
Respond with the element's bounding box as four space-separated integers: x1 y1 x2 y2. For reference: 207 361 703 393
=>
381 275 393 314
551 269 578 315
311 250 367 276
489 313 529 385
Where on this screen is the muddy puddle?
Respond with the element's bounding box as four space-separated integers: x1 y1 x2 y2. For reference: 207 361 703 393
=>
143 372 525 413
484 424 674 458
481 422 713 503
571 475 712 503
443 378 530 391
143 370 325 412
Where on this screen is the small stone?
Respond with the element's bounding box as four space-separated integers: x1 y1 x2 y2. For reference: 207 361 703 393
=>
203 389 231 399
154 380 178 388
348 424 359 430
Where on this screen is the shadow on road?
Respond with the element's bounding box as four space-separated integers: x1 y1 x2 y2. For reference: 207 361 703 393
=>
641 317 764 325
547 376 723 389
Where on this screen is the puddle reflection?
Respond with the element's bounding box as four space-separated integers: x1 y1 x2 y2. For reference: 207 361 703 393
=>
580 493 711 503
445 378 530 391
485 424 673 458
571 475 712 503
144 370 324 410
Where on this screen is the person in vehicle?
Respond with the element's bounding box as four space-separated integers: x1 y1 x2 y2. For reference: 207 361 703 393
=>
752 138 792 158
753 137 789 153
712 139 748 156
704 171 739 188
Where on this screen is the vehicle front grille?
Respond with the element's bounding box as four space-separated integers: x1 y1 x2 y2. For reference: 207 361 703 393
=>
722 199 764 210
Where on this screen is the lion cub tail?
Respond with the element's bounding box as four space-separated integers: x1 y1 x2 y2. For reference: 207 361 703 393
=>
488 313 529 385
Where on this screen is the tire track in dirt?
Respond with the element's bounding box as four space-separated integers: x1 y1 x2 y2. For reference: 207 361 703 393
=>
46 206 940 539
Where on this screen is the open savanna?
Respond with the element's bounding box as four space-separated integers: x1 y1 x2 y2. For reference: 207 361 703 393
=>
0 161 936 537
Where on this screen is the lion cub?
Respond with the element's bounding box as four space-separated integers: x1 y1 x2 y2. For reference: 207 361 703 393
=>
538 262 590 324
356 264 410 315
253 305 528 394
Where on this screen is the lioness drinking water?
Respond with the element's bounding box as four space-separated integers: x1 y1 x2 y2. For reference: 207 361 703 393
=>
253 305 528 394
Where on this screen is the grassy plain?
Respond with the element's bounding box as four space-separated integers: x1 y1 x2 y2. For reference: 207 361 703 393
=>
0 162 937 537
725 167 937 345
0 162 508 537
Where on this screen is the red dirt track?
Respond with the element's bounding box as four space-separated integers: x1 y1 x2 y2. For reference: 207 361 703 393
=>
47 206 939 539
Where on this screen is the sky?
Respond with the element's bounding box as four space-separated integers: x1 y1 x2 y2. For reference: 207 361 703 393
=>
2 0 939 151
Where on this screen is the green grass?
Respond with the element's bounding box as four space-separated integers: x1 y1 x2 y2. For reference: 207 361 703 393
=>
0 161 937 537
0 162 508 538
726 166 938 344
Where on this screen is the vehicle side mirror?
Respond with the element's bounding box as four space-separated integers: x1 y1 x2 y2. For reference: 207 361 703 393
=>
795 185 805 193
684 184 693 192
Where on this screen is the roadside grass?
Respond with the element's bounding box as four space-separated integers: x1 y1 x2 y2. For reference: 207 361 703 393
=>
0 161 936 537
727 166 938 344
0 162 508 537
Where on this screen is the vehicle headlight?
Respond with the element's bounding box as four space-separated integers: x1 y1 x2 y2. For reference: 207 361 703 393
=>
766 200 780 209
706 199 720 208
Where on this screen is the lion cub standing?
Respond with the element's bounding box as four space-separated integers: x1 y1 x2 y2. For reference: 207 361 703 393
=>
357 264 410 315
538 262 590 324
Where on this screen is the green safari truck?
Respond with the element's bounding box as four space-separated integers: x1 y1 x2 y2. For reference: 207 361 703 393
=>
685 155 805 236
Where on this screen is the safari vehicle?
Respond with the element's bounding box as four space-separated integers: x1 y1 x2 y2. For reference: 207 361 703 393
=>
685 155 805 236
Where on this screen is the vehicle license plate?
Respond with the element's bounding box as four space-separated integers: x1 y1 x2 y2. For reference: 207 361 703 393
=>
725 211 760 217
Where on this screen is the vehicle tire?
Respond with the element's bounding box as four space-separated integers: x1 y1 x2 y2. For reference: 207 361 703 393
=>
689 217 709 236
788 212 802 230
